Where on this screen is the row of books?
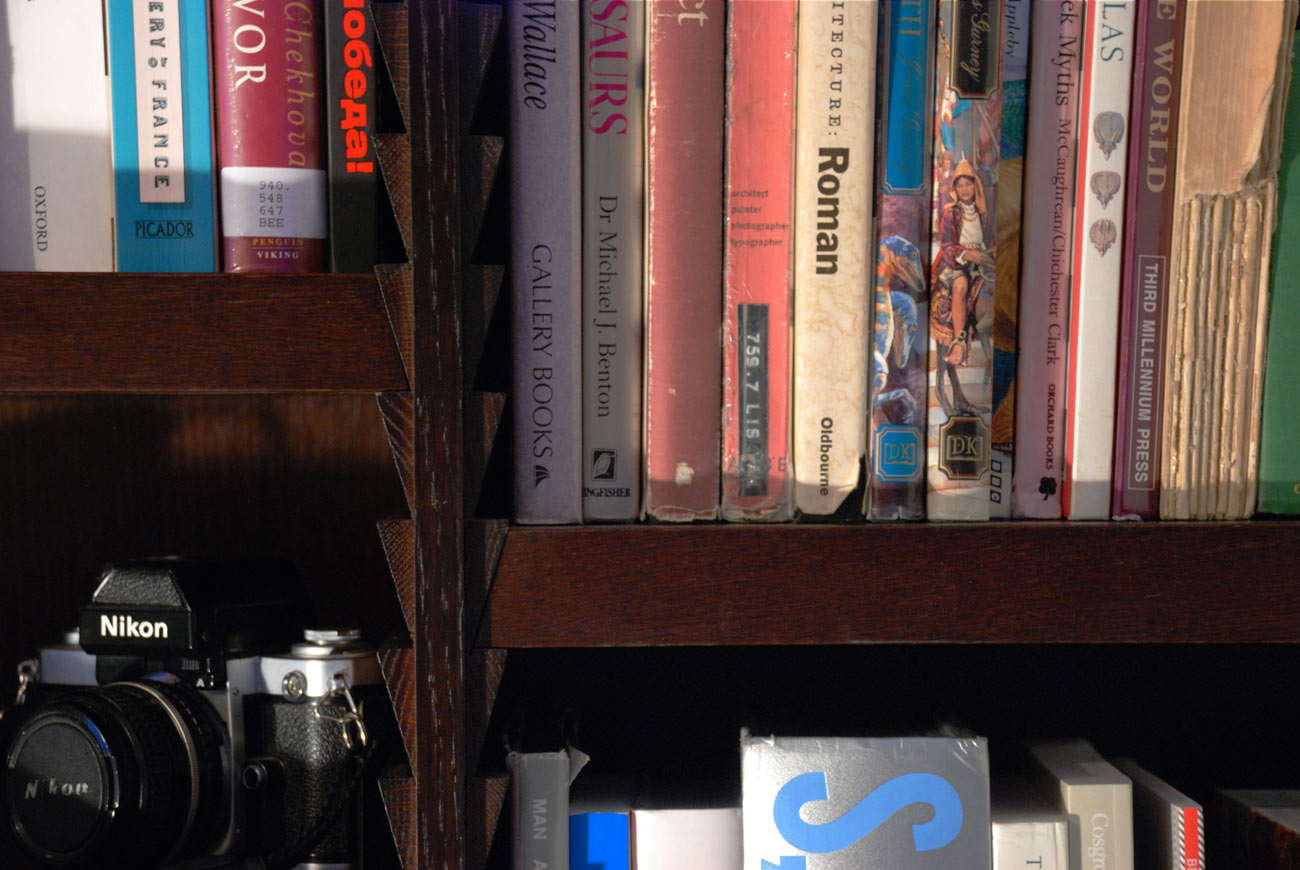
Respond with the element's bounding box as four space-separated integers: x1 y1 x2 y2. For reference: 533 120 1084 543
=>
0 0 388 274
508 0 1300 524
511 737 1300 870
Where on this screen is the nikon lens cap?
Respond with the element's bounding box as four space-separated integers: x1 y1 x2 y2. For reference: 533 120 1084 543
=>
4 709 114 863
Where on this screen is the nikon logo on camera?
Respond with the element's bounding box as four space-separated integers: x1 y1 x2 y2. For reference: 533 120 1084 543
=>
100 614 169 640
80 608 192 649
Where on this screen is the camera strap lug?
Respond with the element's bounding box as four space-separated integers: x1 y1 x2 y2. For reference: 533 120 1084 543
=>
312 672 369 752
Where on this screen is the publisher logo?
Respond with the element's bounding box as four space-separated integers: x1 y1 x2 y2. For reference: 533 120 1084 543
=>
135 220 195 240
533 465 550 488
938 416 988 480
590 449 617 481
874 425 922 482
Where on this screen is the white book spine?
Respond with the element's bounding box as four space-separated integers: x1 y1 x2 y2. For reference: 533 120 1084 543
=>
792 0 877 516
993 818 1070 870
1063 0 1137 519
0 0 114 271
509 0 584 524
582 0 646 521
632 808 742 870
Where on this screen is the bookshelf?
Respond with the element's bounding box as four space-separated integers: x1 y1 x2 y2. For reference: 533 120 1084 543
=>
2 4 1300 870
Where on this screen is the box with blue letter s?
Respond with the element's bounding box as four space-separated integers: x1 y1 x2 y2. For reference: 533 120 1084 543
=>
741 734 991 870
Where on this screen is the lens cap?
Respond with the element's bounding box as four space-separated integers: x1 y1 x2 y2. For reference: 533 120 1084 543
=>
4 711 114 862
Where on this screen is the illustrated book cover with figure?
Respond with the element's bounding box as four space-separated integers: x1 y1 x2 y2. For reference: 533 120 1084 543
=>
868 0 936 521
926 0 1003 522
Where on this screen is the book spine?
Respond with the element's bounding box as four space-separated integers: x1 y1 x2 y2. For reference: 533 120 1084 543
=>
509 0 583 524
508 752 572 870
1176 805 1202 870
107 0 218 272
1110 0 1185 519
926 0 1003 522
0 0 114 271
868 0 935 521
1062 0 1135 519
991 0 1029 518
1259 37 1300 515
323 0 379 274
992 820 1069 870
642 0 725 522
1011 0 1082 518
581 0 645 522
722 0 797 522
792 0 877 516
213 0 327 273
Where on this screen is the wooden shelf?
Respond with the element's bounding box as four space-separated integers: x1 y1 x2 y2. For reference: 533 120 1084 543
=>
0 273 407 393
480 521 1300 647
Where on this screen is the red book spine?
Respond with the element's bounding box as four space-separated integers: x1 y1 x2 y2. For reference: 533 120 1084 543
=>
643 0 725 521
213 0 326 272
721 0 796 521
1111 0 1186 518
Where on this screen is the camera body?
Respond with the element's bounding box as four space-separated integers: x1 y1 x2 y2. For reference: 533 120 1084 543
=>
1 558 382 869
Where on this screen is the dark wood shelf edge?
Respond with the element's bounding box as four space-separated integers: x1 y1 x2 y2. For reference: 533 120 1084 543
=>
0 272 408 393
480 521 1300 646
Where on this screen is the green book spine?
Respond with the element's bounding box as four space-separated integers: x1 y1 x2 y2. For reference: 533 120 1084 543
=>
1259 41 1300 514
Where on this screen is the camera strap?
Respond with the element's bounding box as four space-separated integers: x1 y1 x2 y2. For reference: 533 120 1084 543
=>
0 660 36 724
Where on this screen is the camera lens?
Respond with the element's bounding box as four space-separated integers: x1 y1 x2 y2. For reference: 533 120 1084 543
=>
3 681 227 868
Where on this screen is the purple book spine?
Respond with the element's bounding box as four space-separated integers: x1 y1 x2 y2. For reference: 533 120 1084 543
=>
1110 0 1185 519
1011 0 1083 518
508 0 583 523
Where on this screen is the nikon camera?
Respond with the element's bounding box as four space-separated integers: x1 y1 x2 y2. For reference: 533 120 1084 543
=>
0 558 384 869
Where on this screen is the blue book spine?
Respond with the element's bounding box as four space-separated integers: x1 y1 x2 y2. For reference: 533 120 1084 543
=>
571 812 630 870
867 0 936 520
107 0 218 271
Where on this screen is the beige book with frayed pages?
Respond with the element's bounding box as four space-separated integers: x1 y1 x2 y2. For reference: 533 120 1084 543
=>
1160 0 1299 519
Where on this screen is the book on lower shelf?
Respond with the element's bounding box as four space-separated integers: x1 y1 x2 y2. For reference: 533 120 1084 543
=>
992 776 1069 870
1109 757 1202 870
212 0 328 273
0 0 114 272
1024 739 1134 870
510 749 589 870
741 733 991 869
1216 789 1300 868
105 0 219 273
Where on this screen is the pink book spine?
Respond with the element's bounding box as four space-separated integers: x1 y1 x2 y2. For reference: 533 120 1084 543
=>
721 0 796 522
1011 0 1083 518
643 0 725 522
213 0 326 272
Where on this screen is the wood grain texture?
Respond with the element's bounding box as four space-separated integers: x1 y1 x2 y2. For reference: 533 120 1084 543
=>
378 391 416 516
380 643 418 770
459 0 503 134
484 523 1300 646
377 263 415 384
463 263 506 395
465 647 507 767
379 517 416 635
380 773 420 870
377 133 414 260
412 2 467 869
0 274 406 392
374 1 411 131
